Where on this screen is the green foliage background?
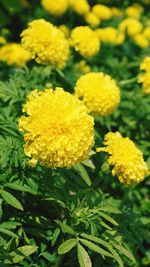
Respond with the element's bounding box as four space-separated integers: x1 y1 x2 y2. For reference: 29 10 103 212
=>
0 0 150 266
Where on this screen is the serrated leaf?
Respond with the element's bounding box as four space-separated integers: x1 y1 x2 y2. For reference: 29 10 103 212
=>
4 245 38 264
0 190 23 211
99 212 118 226
74 164 92 186
77 243 92 267
56 220 76 235
112 243 135 262
79 238 112 258
58 238 77 255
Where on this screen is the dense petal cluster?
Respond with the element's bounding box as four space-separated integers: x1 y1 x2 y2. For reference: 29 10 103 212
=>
96 27 125 45
21 19 70 68
41 0 68 16
138 57 150 94
119 18 143 37
0 43 31 66
92 4 112 20
97 132 149 184
19 88 94 168
75 72 120 116
68 0 90 15
71 26 100 57
125 4 143 19
84 12 101 27
134 33 149 48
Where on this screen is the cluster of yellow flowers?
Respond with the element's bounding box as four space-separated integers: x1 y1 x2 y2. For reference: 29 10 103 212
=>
0 43 31 66
19 88 94 168
21 19 70 68
97 132 149 184
96 27 125 46
138 57 150 94
75 72 120 116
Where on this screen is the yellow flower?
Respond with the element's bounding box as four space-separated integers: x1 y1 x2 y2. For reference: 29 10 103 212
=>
74 60 91 74
143 27 150 40
111 7 122 17
21 19 70 68
84 12 101 27
119 18 143 37
138 57 150 94
92 4 112 20
96 27 125 45
59 25 70 38
125 4 143 19
71 26 100 57
68 0 90 15
75 72 120 116
134 34 149 48
0 43 31 66
0 36 6 45
41 0 68 16
97 132 149 184
19 87 94 168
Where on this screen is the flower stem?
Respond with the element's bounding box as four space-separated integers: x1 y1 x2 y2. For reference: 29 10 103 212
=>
119 77 137 86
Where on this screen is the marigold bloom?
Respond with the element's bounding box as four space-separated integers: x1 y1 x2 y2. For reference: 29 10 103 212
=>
0 43 31 66
125 4 143 19
71 26 100 57
0 36 6 45
138 57 150 94
19 88 94 168
111 7 122 17
68 0 90 15
21 19 70 68
134 34 149 48
41 0 68 16
96 27 125 45
75 72 120 116
97 132 149 184
119 18 143 37
92 4 112 20
84 12 101 27
59 25 70 38
143 27 150 40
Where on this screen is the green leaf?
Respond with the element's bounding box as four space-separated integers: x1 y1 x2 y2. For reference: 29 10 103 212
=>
0 221 21 229
51 228 60 246
0 190 23 211
58 238 77 255
80 233 112 250
5 182 37 195
112 243 135 262
77 243 92 267
4 245 38 264
74 164 92 186
99 211 118 226
79 238 112 258
0 228 18 238
107 246 124 267
56 220 76 235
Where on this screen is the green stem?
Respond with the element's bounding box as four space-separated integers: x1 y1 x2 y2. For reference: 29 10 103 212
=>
119 77 137 86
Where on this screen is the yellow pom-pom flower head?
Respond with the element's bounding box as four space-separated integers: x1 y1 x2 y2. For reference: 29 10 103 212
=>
71 26 100 57
19 88 94 168
21 19 70 68
138 57 150 94
0 43 31 66
97 132 149 184
75 72 120 116
119 18 143 37
41 0 68 16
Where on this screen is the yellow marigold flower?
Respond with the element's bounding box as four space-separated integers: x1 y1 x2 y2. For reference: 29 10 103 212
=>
143 27 150 40
19 87 94 168
84 12 101 27
0 36 6 45
0 43 31 66
138 57 150 94
75 72 120 116
41 0 68 16
74 60 91 74
21 19 70 68
97 132 149 184
134 34 149 48
119 18 143 37
92 4 112 20
96 27 125 45
111 7 122 17
59 25 70 38
68 0 90 15
71 26 100 57
125 4 143 19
